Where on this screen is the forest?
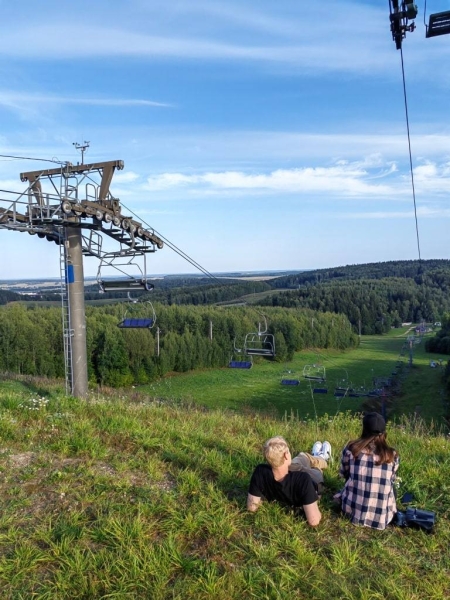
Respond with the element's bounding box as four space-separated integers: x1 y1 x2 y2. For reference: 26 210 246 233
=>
255 260 450 335
0 302 358 387
256 277 447 334
4 260 450 339
2 258 450 387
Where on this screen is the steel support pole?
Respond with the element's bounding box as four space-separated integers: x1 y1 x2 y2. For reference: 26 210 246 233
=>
66 226 88 398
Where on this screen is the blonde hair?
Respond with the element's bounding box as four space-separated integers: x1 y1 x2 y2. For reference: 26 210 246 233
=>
263 436 289 468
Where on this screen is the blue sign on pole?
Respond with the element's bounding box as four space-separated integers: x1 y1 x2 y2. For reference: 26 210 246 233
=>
66 265 75 284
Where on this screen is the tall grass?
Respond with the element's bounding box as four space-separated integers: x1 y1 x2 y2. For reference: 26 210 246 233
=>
0 377 449 599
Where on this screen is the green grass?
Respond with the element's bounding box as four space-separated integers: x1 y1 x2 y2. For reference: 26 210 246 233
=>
0 378 449 599
142 329 448 426
0 330 449 598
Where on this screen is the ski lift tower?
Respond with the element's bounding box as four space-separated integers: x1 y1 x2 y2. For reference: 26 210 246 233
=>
0 156 163 398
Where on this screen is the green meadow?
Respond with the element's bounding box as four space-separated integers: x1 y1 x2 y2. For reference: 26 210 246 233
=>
143 327 447 425
0 328 449 599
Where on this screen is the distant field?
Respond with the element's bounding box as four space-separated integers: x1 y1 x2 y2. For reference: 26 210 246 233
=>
142 327 448 427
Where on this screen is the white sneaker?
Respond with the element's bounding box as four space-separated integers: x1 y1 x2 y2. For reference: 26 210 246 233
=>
321 441 332 461
311 441 323 456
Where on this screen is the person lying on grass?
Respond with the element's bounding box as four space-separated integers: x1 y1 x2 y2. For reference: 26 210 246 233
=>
247 436 331 527
334 412 399 530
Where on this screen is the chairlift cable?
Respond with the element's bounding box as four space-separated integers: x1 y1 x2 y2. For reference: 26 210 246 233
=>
0 154 68 165
399 47 422 261
307 383 319 432
121 202 224 284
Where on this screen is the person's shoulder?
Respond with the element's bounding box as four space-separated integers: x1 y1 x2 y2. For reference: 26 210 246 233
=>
252 463 272 476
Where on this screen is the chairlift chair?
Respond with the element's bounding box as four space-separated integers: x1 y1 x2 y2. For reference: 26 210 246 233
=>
98 278 154 293
348 385 368 398
313 386 328 394
97 249 155 294
281 379 300 386
425 8 450 37
303 364 326 382
244 332 276 358
117 292 156 330
228 358 253 369
228 338 253 369
243 311 276 358
228 348 253 369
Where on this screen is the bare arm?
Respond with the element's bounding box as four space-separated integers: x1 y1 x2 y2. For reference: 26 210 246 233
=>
247 493 262 512
303 501 322 527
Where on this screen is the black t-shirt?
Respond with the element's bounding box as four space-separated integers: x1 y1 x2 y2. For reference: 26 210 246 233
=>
248 464 318 507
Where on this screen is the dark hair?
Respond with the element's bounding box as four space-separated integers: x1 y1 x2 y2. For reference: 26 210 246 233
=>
348 414 396 465
362 412 386 436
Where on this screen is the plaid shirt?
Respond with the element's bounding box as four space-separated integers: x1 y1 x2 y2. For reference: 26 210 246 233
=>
335 446 399 530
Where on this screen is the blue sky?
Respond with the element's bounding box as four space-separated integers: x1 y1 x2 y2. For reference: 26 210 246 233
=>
0 0 449 279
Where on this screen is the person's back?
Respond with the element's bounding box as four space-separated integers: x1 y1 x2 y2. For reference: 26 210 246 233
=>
334 413 399 530
249 463 318 508
247 436 322 527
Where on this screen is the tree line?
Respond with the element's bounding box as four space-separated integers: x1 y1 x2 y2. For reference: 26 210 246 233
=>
84 280 271 306
0 303 358 387
269 259 450 289
3 259 450 342
426 313 450 355
255 275 450 335
425 314 450 397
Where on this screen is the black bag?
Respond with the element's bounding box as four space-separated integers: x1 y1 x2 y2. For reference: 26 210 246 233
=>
395 507 436 531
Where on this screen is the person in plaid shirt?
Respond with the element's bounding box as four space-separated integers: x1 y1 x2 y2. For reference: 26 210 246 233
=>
334 412 399 530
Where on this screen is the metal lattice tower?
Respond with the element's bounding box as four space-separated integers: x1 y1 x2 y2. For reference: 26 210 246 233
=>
0 159 164 398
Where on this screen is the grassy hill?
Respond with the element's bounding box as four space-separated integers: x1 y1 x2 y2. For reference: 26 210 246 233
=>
1 371 449 599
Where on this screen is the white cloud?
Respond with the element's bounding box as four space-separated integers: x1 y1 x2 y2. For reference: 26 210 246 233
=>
0 18 435 76
141 154 450 202
346 206 450 219
144 161 402 197
117 130 450 170
0 179 27 194
114 171 140 184
0 91 172 111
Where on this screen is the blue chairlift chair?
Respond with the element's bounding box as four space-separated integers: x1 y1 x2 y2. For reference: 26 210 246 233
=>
229 338 253 369
313 386 328 394
117 292 156 330
280 366 300 385
229 359 253 369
